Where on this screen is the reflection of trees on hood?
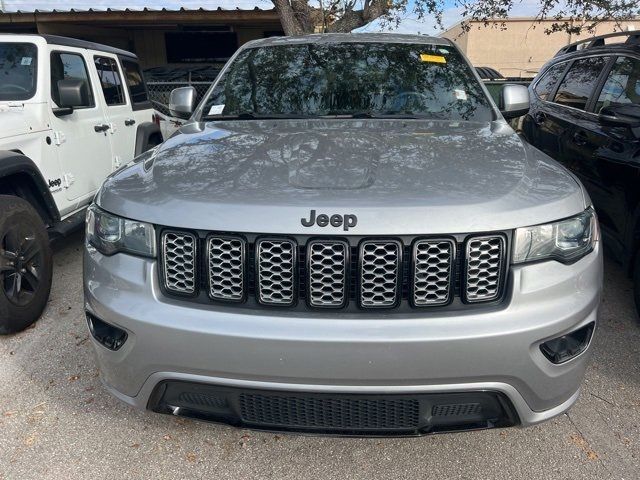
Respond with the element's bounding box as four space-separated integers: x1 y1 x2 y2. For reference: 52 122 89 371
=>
208 43 492 122
101 119 576 213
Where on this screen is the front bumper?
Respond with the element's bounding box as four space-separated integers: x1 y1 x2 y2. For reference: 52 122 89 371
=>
84 241 602 433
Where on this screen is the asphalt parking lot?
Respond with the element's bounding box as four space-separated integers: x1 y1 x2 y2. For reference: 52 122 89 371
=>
1 231 639 480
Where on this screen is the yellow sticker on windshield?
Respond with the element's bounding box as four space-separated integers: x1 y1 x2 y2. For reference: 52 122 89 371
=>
420 54 446 64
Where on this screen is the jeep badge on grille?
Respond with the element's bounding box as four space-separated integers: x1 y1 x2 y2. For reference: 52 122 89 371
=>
301 210 357 231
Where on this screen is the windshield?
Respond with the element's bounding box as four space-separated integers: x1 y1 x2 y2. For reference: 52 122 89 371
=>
0 43 38 101
201 42 493 122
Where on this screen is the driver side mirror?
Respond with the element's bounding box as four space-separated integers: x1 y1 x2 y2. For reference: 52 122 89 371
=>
169 86 196 119
499 84 530 120
53 79 90 117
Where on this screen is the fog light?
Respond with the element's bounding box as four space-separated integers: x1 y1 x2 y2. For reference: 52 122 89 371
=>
86 312 128 351
540 322 594 364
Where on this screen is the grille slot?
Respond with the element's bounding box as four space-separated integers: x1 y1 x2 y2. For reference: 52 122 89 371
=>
161 231 196 294
412 239 454 306
207 236 245 302
239 393 420 430
464 235 505 303
307 240 348 308
359 240 401 308
256 238 296 306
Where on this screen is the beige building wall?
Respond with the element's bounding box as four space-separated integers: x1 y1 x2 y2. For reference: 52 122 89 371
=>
442 18 639 78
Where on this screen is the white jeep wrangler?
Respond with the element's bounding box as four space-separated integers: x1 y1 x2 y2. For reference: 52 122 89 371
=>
0 34 162 333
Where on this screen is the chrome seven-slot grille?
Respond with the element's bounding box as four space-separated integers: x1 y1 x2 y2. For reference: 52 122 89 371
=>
159 231 507 310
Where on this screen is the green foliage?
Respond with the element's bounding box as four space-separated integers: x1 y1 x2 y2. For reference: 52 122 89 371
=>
275 0 640 35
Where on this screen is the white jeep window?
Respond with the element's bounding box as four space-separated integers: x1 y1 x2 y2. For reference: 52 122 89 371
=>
0 42 37 101
51 52 95 108
94 56 126 106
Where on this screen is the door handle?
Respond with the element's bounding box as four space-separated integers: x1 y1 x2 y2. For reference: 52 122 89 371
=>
572 130 588 146
533 112 546 125
94 124 110 133
125 119 136 126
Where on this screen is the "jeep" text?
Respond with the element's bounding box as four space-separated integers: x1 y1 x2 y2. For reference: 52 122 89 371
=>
301 210 357 231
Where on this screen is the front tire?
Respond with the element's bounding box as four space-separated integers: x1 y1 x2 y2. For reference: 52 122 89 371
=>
0 195 52 334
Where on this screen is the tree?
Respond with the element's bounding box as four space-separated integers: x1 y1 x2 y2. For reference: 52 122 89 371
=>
272 0 640 36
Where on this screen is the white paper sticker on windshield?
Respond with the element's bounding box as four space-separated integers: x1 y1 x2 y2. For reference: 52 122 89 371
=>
208 104 225 115
454 89 467 101
20 57 32 66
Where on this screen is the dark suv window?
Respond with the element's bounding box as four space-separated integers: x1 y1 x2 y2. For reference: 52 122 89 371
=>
553 56 609 110
121 59 148 104
595 56 640 113
94 56 126 106
534 62 567 101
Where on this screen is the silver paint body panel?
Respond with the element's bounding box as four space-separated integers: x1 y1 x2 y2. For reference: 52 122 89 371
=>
96 120 586 235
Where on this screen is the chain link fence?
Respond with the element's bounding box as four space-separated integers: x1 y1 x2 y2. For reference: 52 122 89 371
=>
147 81 212 116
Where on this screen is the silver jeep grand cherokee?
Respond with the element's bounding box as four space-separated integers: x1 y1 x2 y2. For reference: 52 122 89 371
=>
84 34 602 435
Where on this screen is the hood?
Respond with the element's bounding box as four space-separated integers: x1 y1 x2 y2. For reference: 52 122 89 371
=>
96 119 587 235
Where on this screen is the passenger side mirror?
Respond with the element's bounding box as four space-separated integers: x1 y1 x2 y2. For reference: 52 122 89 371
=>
53 79 90 116
499 84 530 120
598 105 640 129
169 86 196 119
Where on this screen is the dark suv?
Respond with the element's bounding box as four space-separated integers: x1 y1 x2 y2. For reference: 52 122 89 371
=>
522 31 640 313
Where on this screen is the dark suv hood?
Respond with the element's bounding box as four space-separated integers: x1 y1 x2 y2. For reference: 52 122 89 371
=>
96 119 587 234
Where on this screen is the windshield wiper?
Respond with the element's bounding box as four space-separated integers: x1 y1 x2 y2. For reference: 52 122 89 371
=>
322 111 433 119
203 112 318 121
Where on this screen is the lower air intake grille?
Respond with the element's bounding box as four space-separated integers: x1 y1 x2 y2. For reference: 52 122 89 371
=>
256 239 296 306
239 393 420 430
464 235 505 303
161 231 196 294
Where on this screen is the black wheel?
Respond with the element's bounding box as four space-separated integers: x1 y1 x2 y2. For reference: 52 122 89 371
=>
0 195 52 334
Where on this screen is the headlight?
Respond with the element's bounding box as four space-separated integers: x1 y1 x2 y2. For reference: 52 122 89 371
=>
513 208 597 264
86 204 156 257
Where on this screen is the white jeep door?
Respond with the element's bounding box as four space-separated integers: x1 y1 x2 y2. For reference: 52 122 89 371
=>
92 53 136 169
48 48 113 203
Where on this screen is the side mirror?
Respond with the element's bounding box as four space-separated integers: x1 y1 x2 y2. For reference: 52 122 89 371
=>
53 79 90 116
598 105 640 128
169 86 196 119
499 84 530 120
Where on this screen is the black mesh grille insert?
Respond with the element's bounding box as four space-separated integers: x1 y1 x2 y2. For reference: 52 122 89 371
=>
178 392 228 409
239 393 420 430
432 403 482 417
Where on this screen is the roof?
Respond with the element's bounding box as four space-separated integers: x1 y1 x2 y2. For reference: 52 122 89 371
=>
0 33 138 57
245 33 452 48
0 1 273 13
555 30 640 56
43 34 138 57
